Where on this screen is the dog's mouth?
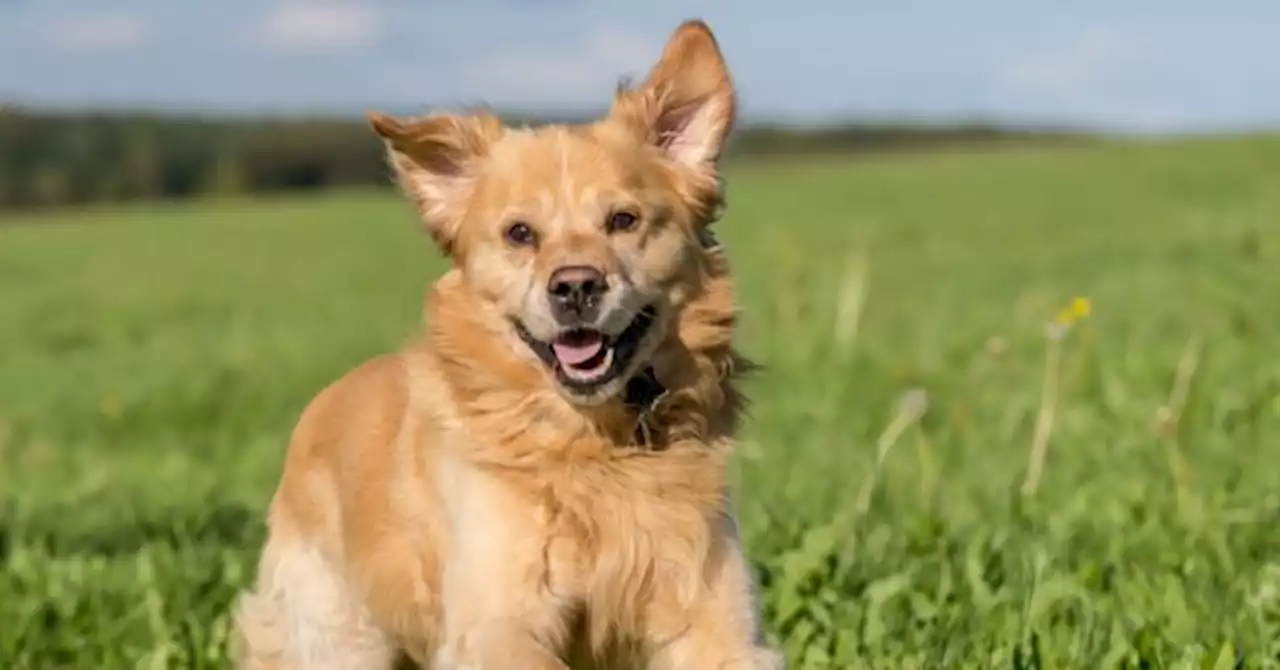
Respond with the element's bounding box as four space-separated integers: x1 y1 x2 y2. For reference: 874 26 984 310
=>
514 306 658 395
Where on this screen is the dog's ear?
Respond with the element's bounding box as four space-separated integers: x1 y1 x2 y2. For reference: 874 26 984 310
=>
613 20 736 174
368 111 503 256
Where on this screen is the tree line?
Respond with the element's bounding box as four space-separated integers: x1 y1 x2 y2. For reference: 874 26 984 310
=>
0 107 1076 211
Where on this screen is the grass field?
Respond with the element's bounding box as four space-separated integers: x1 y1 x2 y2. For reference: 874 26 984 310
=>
2 136 1280 668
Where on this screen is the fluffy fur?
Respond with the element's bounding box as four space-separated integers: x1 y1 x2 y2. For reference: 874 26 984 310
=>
232 19 785 670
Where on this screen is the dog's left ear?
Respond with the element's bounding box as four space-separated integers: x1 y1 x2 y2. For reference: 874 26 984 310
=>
613 20 736 175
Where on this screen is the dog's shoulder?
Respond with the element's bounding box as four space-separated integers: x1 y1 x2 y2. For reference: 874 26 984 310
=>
271 354 413 518
290 353 411 449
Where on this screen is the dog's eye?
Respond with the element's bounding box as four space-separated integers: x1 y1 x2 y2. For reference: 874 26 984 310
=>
606 211 639 233
504 222 537 247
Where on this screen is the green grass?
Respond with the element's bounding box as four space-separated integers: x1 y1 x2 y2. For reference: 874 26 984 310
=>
3 136 1280 668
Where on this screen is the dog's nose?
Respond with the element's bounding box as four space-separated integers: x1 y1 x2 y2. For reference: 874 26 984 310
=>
548 265 608 324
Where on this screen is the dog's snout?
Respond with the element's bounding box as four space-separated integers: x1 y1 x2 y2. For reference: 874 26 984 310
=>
548 265 608 324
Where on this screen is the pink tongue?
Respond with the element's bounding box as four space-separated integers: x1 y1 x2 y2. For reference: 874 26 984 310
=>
552 337 604 366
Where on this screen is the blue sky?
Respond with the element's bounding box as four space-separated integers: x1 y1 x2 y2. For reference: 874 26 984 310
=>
2 1 1278 132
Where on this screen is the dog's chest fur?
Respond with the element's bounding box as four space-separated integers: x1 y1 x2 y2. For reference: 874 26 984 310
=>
417 371 733 655
374 281 746 659
531 448 732 657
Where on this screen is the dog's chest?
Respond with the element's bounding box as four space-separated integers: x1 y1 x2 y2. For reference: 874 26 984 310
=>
537 460 719 616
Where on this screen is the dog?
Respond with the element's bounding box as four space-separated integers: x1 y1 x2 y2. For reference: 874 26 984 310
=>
232 19 785 670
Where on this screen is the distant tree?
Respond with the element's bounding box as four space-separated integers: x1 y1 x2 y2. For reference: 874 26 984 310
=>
0 109 1067 213
201 147 246 197
120 124 161 200
30 163 69 206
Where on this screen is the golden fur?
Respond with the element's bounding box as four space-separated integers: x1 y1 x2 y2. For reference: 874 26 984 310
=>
232 20 784 670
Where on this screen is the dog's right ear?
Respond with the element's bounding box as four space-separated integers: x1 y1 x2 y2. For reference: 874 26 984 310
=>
367 111 503 256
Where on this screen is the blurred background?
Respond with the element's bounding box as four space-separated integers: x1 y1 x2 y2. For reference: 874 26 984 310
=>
2 2 1280 668
4 1 1280 206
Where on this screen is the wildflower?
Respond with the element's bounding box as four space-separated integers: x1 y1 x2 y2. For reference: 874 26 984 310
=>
1054 296 1092 328
1047 296 1091 341
1025 298 1089 495
1070 296 1092 319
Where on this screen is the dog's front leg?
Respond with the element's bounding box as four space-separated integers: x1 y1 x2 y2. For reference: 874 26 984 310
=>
646 515 786 670
433 545 571 670
433 468 572 670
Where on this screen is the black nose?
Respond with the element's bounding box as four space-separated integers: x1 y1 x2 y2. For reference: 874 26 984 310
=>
548 265 608 324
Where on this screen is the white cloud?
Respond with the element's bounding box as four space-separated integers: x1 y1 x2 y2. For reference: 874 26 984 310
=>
459 28 658 107
992 27 1187 131
43 15 148 53
997 27 1157 98
256 3 382 52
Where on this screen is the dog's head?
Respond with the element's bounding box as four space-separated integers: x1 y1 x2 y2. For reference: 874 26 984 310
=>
370 20 734 406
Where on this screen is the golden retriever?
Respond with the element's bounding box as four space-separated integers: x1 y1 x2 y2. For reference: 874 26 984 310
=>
232 19 784 670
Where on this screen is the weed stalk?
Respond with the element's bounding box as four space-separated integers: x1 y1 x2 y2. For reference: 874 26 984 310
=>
1156 334 1203 510
1021 328 1063 497
856 390 928 515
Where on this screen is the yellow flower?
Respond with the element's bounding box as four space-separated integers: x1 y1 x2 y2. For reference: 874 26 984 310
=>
1070 297 1092 320
1054 296 1092 328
